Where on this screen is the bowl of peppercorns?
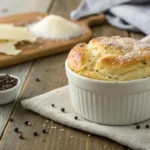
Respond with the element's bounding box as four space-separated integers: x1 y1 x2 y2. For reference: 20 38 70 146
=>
0 74 20 105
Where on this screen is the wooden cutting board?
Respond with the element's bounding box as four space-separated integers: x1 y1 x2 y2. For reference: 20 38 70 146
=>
0 12 105 68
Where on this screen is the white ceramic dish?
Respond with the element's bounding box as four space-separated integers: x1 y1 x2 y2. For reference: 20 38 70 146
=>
65 61 150 125
0 74 20 105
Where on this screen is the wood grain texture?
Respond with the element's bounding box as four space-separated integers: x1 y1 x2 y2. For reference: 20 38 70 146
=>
0 0 53 139
0 12 104 68
0 0 130 150
0 62 31 138
0 0 53 17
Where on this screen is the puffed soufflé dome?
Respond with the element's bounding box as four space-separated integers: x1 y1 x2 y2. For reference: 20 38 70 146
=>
67 36 150 81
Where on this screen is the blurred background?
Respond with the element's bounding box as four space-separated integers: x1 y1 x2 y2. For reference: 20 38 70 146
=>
0 0 53 16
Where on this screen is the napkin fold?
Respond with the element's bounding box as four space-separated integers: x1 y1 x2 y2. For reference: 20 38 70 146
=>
70 0 150 35
22 86 150 150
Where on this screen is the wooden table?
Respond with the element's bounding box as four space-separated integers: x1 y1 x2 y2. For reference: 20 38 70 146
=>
0 0 144 149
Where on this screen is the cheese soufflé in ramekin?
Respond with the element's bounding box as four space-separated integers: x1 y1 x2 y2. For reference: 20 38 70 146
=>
65 36 150 125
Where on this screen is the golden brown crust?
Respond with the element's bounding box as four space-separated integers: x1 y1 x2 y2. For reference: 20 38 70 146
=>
67 36 150 81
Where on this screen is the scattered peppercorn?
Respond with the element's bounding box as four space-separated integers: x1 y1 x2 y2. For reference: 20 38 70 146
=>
96 70 98 72
136 124 140 129
74 116 78 120
143 61 147 65
146 125 149 129
51 104 55 107
42 129 48 134
36 78 40 82
43 129 46 133
108 76 112 78
33 131 39 136
19 134 24 139
14 127 19 133
9 118 14 122
61 108 65 112
24 121 29 125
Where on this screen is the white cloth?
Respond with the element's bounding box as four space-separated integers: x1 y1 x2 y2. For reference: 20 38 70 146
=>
21 86 150 150
71 0 150 35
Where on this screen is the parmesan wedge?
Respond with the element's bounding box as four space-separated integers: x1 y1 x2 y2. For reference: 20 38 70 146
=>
0 24 37 42
0 41 21 55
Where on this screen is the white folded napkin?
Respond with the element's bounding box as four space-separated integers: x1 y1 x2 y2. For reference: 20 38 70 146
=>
21 86 150 150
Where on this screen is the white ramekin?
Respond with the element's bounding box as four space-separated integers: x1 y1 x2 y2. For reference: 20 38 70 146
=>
65 61 150 125
0 74 20 105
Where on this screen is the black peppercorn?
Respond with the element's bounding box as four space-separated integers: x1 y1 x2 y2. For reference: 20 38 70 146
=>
136 124 140 129
146 125 149 129
36 78 40 82
42 129 48 134
61 108 65 112
52 104 55 107
19 134 24 139
24 121 29 125
14 127 19 133
9 118 14 122
33 131 39 136
74 116 78 120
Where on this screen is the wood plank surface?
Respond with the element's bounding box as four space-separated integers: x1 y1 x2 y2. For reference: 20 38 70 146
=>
0 12 104 68
0 0 131 150
0 0 146 150
0 0 53 16
0 62 31 137
0 0 54 138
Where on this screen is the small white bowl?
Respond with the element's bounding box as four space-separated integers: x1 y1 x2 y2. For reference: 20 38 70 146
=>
0 74 20 105
65 61 150 125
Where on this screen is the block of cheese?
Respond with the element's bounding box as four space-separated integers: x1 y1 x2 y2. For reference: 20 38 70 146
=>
0 41 21 55
0 24 36 42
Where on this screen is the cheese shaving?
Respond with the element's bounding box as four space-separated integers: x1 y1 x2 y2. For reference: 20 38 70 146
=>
0 41 21 55
0 24 36 42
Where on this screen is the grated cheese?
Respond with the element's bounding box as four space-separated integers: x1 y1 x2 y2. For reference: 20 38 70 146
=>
28 15 83 40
